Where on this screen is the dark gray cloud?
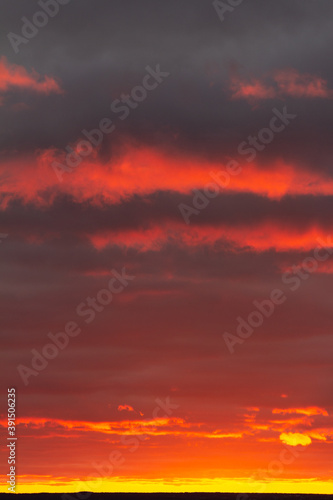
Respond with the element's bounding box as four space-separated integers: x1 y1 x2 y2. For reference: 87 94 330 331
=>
0 0 332 173
1 191 333 237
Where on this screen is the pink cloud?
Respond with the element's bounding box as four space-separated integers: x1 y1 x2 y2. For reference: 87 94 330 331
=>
230 68 333 102
273 68 333 98
230 78 276 101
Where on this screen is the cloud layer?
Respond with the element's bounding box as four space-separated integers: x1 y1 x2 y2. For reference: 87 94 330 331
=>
0 0 333 493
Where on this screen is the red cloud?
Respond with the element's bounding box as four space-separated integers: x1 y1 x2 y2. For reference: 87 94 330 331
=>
0 56 62 99
118 404 135 412
230 78 276 101
273 69 333 98
230 68 333 102
3 146 333 210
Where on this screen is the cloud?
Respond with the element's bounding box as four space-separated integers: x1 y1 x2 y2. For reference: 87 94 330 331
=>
118 404 135 412
2 190 333 253
0 416 243 440
273 407 329 417
273 69 333 98
0 56 62 102
279 432 312 446
230 69 333 103
230 77 276 101
1 0 333 490
2 150 333 210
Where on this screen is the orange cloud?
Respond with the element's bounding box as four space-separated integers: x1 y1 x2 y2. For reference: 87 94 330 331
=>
308 431 328 441
0 417 243 440
0 56 62 99
269 417 310 430
118 404 135 412
273 407 329 417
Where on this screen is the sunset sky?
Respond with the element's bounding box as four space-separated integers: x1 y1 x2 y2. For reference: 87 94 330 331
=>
1 0 333 494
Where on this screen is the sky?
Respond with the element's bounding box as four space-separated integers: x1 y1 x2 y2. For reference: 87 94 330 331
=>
0 0 333 494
